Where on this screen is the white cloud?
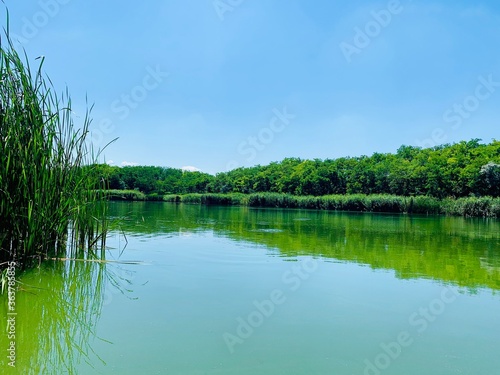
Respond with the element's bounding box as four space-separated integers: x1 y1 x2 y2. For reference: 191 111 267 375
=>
181 166 201 172
121 161 139 167
106 160 115 165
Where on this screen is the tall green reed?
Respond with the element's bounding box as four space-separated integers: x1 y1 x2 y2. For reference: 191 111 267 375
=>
162 193 452 215
0 23 108 269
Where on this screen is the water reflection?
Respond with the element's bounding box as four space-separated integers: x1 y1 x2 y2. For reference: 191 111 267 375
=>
0 254 134 374
1 201 499 374
110 202 500 291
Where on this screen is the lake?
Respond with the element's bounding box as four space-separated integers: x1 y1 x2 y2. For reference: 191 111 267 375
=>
1 202 500 374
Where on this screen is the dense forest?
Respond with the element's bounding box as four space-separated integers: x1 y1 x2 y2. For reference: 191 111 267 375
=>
95 139 500 199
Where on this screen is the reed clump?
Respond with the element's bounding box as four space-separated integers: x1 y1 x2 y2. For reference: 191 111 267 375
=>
159 192 497 217
0 28 107 269
165 193 247 205
105 189 146 201
442 196 500 217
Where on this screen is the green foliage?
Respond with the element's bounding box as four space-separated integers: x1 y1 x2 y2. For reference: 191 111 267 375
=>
95 140 500 204
201 193 246 205
407 196 442 214
145 193 164 201
163 193 246 205
442 197 500 217
152 193 498 216
207 139 500 198
247 193 302 208
93 165 215 195
242 193 440 214
104 190 146 201
0 27 107 268
163 194 182 203
178 193 202 204
479 162 500 196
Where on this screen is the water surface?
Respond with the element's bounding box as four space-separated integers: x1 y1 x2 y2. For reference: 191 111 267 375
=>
1 202 499 374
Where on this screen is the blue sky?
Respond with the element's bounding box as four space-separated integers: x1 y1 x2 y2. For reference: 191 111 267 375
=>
3 0 500 174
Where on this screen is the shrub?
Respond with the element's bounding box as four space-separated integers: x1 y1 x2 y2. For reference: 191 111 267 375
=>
105 190 145 201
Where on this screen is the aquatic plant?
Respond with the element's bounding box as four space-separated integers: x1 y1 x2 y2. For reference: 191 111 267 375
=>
0 20 108 268
104 189 146 201
158 192 499 217
442 196 500 218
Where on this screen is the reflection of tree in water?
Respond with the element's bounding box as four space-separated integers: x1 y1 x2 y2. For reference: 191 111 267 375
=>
0 249 136 375
108 202 500 291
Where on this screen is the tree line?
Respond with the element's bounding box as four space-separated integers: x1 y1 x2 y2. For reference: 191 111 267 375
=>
95 139 500 199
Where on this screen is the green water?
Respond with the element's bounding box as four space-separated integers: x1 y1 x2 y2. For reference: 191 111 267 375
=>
1 202 500 374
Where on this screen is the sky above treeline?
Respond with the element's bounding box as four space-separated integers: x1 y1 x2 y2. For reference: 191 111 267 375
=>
3 0 500 174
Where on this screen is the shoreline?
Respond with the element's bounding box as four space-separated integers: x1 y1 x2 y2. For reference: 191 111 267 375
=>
104 191 500 218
